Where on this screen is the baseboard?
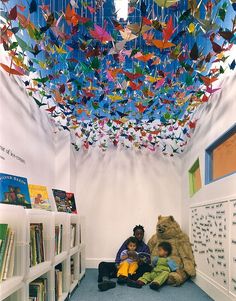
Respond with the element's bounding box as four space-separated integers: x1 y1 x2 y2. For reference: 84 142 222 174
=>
194 270 236 301
86 258 114 269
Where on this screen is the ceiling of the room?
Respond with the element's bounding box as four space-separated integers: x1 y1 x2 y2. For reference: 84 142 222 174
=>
0 0 235 154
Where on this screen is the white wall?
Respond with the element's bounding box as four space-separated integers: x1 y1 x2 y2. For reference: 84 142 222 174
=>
0 71 77 207
181 73 236 301
76 148 182 267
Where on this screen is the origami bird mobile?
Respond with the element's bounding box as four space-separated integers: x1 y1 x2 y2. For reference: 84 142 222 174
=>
0 0 235 154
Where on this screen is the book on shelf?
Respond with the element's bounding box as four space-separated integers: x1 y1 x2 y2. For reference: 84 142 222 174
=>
55 263 63 300
70 224 76 248
70 257 74 284
79 253 82 274
55 224 63 255
52 189 77 214
0 173 31 208
0 223 15 282
28 184 52 211
65 192 77 214
30 223 45 267
29 277 47 301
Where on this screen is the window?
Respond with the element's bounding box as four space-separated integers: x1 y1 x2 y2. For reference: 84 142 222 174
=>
205 124 236 184
189 159 202 197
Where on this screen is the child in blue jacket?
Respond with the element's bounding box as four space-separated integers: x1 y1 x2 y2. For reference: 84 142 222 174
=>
127 241 177 290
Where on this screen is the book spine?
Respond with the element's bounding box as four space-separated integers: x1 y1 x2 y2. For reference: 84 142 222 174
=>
30 225 37 266
7 232 15 278
59 225 63 253
0 225 8 278
0 228 10 281
35 226 41 264
2 230 15 280
39 224 45 262
55 226 59 255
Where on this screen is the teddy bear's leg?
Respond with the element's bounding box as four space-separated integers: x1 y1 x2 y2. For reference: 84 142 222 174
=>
167 270 188 286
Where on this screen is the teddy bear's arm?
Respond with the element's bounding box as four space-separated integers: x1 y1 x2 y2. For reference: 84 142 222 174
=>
177 239 196 277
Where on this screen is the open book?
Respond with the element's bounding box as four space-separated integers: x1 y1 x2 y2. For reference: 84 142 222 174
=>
127 251 150 262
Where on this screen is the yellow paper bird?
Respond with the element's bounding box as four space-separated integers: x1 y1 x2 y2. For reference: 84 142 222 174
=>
107 94 123 102
120 28 138 41
154 0 179 8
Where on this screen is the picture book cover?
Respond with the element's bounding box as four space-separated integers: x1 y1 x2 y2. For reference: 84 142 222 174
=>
0 173 31 208
52 189 77 214
52 189 68 213
66 192 77 214
28 184 52 211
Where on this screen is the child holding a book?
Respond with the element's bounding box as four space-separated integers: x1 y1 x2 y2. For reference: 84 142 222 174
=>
127 241 177 290
117 236 139 284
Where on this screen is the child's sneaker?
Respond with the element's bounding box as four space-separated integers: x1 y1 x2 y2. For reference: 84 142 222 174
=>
127 279 145 288
150 282 160 291
98 280 116 291
117 275 128 285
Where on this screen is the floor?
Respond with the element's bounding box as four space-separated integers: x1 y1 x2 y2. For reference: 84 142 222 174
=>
70 269 213 301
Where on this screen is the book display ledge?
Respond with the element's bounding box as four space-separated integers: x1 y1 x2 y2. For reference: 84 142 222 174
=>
0 204 86 301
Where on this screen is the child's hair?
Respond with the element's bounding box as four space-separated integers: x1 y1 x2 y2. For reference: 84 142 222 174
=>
158 242 172 256
133 225 144 234
126 236 138 247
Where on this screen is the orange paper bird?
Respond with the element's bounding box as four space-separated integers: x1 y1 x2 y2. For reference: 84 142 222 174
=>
152 39 175 49
134 53 154 62
65 4 76 25
152 17 176 49
90 25 113 44
54 90 65 104
72 15 90 26
0 63 24 76
200 75 218 86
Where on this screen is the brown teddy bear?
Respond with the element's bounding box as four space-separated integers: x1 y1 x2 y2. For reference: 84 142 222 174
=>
148 215 196 286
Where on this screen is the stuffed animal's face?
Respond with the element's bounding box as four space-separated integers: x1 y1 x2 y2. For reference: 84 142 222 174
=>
156 215 181 239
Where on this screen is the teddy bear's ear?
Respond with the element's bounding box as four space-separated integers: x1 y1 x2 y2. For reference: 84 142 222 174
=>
169 216 175 222
158 215 162 221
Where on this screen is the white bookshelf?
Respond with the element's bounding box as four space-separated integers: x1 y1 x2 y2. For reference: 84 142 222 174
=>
2 285 25 301
79 244 86 280
69 215 80 256
69 252 79 295
53 212 70 266
53 258 70 301
0 204 85 301
25 209 53 284
0 205 27 301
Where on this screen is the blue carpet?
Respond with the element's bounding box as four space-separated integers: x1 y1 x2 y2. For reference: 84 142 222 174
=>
70 269 213 301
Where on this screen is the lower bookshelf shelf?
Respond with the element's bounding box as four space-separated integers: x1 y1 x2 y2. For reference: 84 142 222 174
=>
0 276 23 300
69 246 78 256
70 280 78 294
58 292 68 301
79 270 86 281
54 251 68 266
26 261 52 283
